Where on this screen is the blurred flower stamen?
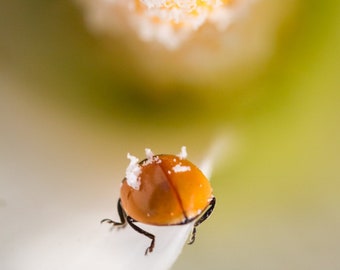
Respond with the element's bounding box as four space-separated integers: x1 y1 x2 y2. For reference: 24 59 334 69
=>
77 0 252 49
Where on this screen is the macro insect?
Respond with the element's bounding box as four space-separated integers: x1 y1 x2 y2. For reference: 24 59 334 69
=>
101 147 216 255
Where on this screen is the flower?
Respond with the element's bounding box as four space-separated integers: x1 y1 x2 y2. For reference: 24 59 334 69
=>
76 1 295 88
76 0 254 49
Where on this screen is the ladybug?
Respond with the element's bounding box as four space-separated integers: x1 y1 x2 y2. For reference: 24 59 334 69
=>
101 146 216 255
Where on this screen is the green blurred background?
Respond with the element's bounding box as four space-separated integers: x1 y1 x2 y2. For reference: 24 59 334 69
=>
1 0 339 269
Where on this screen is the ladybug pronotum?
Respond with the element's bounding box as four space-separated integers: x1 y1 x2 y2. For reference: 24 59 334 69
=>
101 146 216 255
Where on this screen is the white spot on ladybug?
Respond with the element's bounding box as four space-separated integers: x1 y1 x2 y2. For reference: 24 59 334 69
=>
172 164 191 173
142 148 162 166
156 157 162 164
126 153 142 190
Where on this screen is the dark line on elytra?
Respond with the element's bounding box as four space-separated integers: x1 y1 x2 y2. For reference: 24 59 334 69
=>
159 163 189 222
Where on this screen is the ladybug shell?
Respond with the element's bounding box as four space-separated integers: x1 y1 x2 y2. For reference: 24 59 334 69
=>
120 155 213 226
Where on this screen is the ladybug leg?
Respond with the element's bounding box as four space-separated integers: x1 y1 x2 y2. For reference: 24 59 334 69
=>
101 198 127 228
188 196 216 245
126 216 155 255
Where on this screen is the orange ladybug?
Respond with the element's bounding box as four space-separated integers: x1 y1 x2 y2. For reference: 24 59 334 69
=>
101 147 216 255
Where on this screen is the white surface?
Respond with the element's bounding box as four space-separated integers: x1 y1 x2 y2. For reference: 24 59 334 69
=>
0 85 194 270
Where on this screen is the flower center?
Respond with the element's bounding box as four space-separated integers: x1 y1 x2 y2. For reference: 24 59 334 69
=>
136 0 231 27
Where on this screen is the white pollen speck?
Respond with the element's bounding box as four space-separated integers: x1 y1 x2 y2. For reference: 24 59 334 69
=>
143 148 159 166
172 164 191 173
125 153 142 190
145 148 154 160
168 170 171 175
177 146 188 159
